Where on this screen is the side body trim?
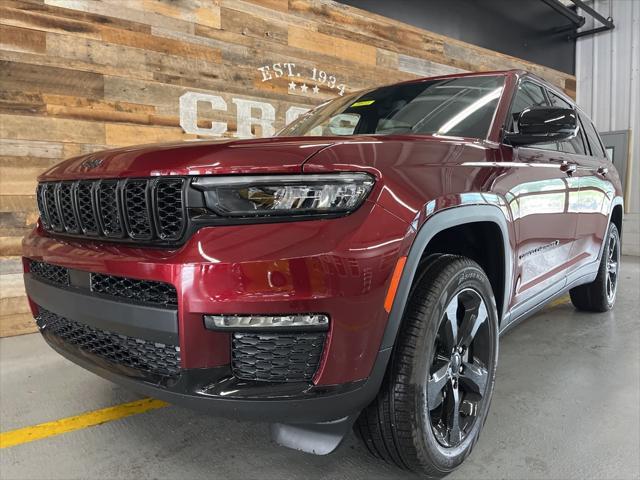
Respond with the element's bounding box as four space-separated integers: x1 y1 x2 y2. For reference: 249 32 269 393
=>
500 260 599 335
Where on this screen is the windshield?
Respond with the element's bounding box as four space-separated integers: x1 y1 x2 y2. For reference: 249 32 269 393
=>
278 75 505 139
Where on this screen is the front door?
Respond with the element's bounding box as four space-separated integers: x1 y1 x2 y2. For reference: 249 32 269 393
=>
507 147 579 306
502 80 580 309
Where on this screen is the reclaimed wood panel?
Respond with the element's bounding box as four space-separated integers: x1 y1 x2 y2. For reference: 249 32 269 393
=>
0 0 576 336
288 25 377 65
0 24 46 53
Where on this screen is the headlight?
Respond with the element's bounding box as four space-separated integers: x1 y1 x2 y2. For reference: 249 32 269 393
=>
192 173 374 217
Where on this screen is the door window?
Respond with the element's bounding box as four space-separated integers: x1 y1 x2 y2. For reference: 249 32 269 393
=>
548 91 572 109
547 91 587 155
510 81 548 127
509 81 558 151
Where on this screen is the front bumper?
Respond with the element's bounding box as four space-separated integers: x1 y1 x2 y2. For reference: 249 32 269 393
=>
23 200 410 420
41 324 391 423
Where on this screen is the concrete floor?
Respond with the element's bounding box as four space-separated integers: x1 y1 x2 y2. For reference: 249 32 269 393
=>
1 257 639 480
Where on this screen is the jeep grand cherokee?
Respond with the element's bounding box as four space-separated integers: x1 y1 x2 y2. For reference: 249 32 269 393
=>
23 70 622 477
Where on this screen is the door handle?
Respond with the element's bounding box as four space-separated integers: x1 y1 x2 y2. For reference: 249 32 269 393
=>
559 160 577 175
597 166 609 176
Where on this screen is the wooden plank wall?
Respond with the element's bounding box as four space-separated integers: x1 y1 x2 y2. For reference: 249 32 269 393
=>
0 0 577 337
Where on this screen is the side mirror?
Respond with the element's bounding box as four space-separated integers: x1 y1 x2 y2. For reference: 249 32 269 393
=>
504 107 578 146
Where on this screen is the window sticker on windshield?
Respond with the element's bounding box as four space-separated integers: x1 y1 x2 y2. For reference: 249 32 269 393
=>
351 100 375 107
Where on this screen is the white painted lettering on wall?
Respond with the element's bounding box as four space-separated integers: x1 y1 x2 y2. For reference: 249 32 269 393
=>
232 98 276 138
179 92 310 138
179 92 228 136
179 63 350 138
258 62 347 97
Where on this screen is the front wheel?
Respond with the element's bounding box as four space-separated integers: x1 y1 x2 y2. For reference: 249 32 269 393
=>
355 255 499 477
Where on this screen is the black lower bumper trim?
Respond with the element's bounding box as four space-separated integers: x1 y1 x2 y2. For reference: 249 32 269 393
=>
25 274 178 345
38 308 181 379
41 330 391 424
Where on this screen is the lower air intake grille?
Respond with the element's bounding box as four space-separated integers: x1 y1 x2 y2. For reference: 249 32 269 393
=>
28 260 177 308
29 261 70 287
91 273 178 307
36 307 180 378
231 332 326 383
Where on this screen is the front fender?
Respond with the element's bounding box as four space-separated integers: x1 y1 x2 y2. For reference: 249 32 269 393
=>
380 203 514 350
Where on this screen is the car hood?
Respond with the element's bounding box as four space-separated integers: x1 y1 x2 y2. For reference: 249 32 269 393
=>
39 137 335 181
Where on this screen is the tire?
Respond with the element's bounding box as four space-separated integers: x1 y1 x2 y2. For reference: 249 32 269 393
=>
355 254 499 478
570 222 621 312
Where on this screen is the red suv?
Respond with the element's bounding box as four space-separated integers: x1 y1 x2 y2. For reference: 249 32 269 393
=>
23 70 622 477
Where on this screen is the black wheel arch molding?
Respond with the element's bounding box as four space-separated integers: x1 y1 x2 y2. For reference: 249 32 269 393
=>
601 196 624 262
380 203 513 351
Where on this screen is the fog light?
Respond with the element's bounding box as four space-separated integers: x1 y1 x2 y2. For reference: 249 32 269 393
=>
204 314 329 331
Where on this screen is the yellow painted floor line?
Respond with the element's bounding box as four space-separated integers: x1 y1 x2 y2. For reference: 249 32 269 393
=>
547 294 571 309
0 398 168 449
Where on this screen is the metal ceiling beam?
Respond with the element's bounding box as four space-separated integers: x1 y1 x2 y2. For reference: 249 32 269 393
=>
540 0 585 27
568 0 615 38
541 0 614 39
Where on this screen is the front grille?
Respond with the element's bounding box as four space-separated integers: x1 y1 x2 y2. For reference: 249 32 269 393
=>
28 260 177 307
91 273 178 307
36 178 186 245
36 307 180 378
231 332 326 383
29 261 70 286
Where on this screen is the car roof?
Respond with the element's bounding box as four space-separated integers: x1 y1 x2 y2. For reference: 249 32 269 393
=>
396 69 577 107
392 69 522 86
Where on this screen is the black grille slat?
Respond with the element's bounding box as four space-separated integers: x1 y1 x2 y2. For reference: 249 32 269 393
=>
97 180 123 237
36 184 50 230
232 332 326 383
155 179 185 241
37 178 187 245
91 273 178 307
58 182 80 233
124 180 153 239
29 261 70 287
44 183 64 232
77 181 99 235
36 307 180 378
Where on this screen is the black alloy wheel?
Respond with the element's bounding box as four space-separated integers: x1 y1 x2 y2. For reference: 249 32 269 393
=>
355 255 499 477
428 288 491 448
605 231 620 304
